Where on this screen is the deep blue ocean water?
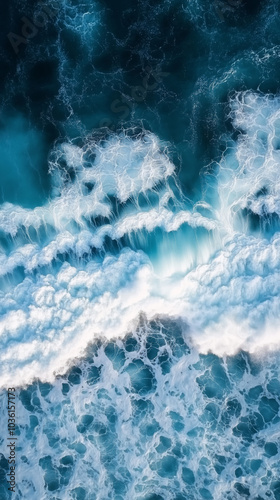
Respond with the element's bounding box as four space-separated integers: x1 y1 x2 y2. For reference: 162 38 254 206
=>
0 0 280 498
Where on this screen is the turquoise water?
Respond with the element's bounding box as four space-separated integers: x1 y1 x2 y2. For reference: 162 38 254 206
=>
0 0 280 498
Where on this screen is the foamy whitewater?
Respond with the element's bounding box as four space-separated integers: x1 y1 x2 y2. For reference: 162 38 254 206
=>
0 0 280 499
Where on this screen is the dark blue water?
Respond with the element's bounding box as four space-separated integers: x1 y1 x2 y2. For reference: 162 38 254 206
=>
0 0 280 498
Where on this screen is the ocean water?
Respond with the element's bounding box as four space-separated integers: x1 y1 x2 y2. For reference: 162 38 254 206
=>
0 0 280 498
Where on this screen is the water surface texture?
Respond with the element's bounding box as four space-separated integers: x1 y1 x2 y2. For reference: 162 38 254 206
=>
0 0 280 498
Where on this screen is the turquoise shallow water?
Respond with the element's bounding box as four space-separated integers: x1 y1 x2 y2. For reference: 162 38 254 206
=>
0 0 280 498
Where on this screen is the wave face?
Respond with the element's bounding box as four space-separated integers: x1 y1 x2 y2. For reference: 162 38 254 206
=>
0 0 280 498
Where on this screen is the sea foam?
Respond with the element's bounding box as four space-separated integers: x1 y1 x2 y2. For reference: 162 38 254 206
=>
1 94 280 387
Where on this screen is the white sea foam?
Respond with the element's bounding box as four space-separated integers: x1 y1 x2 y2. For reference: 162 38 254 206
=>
2 321 279 500
1 95 280 387
214 91 280 232
0 133 175 235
